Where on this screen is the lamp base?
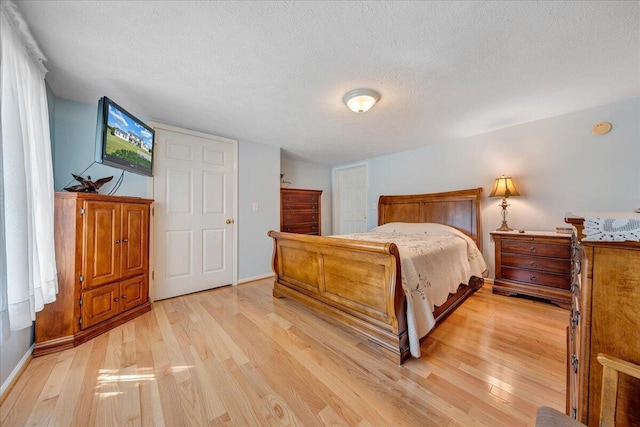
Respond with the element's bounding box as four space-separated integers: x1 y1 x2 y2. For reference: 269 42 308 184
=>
496 221 513 232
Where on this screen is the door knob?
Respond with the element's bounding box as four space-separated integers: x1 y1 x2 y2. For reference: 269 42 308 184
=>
226 219 235 224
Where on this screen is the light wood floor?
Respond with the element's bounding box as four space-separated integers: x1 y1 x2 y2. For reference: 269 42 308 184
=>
1 280 568 426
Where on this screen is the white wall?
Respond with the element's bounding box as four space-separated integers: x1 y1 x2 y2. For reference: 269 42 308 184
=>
338 97 640 277
280 157 332 235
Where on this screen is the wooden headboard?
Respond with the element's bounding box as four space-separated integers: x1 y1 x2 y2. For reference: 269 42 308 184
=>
378 188 483 251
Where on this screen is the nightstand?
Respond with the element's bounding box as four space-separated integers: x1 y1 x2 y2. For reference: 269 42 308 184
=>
491 230 573 309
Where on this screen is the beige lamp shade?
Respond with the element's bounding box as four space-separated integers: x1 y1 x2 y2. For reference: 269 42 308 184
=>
489 175 520 198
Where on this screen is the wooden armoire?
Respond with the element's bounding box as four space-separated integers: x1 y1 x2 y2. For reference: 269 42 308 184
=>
34 192 153 356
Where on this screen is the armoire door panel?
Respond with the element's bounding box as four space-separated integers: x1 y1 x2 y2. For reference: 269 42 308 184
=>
121 203 149 278
83 201 120 288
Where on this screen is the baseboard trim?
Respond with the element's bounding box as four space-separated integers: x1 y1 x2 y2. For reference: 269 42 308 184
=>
0 344 33 406
237 273 275 285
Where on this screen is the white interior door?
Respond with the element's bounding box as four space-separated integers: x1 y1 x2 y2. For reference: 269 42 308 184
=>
333 164 367 234
152 123 237 300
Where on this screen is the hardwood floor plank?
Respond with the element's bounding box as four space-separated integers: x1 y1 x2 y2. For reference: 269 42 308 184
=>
3 281 568 426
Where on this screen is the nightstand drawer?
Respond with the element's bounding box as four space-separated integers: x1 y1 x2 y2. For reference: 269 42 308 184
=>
502 240 571 258
502 267 571 289
501 253 571 274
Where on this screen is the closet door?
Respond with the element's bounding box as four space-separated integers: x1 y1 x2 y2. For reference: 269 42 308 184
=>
152 123 237 300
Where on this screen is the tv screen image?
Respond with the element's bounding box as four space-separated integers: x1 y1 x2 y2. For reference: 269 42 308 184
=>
95 97 154 176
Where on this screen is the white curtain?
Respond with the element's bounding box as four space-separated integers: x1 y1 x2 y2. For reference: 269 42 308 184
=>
1 1 58 335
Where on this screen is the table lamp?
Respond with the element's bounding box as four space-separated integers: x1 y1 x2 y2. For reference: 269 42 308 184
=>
489 175 521 231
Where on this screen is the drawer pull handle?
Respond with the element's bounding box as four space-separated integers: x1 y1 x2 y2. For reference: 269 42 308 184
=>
114 297 120 302
529 261 537 268
572 310 580 327
312 215 316 220
530 275 537 282
529 247 537 253
115 239 120 244
122 294 127 299
123 238 128 243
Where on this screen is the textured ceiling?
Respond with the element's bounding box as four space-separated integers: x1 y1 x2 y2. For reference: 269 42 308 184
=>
16 1 640 166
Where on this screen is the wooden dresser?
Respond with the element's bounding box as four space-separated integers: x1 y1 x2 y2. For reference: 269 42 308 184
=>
280 188 322 235
491 231 573 309
34 192 153 356
565 216 640 425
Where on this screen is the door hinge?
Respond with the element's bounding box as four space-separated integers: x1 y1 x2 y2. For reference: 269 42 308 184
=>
80 208 85 215
79 298 83 306
152 207 154 216
152 271 155 280
79 317 83 325
79 274 84 283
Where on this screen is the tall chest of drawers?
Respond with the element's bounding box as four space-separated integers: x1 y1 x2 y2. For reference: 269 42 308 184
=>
565 216 640 426
491 231 573 309
280 188 322 235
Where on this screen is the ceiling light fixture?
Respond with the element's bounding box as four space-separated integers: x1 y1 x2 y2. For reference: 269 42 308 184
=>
343 88 380 113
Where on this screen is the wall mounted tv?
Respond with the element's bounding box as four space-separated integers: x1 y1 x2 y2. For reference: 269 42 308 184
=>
94 96 154 176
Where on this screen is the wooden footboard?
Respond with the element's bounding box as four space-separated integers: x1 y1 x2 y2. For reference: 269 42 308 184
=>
268 230 410 363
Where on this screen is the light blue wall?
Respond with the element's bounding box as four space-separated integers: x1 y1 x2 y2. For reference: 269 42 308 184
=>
336 97 640 276
53 98 151 197
52 97 280 282
239 141 280 281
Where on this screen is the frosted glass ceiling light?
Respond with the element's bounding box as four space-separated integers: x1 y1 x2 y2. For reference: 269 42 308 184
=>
343 88 380 113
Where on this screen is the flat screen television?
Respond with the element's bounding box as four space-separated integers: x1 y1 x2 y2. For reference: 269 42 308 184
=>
94 96 154 176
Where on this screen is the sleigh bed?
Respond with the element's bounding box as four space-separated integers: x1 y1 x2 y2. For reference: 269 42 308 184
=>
268 188 486 364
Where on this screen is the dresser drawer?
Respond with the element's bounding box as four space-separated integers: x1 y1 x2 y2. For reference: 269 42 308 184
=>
282 211 319 225
501 253 571 274
282 203 319 212
282 223 319 234
282 193 320 204
502 240 571 258
502 267 571 289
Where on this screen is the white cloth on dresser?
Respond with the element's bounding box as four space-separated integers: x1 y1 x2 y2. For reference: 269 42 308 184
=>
583 217 640 242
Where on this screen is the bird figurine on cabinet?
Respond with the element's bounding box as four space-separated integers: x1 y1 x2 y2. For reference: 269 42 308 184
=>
64 174 113 193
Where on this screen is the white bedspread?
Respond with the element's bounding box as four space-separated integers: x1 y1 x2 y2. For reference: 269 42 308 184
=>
338 222 487 358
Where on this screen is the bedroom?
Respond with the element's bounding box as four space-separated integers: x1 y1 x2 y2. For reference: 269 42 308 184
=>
1 1 639 425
